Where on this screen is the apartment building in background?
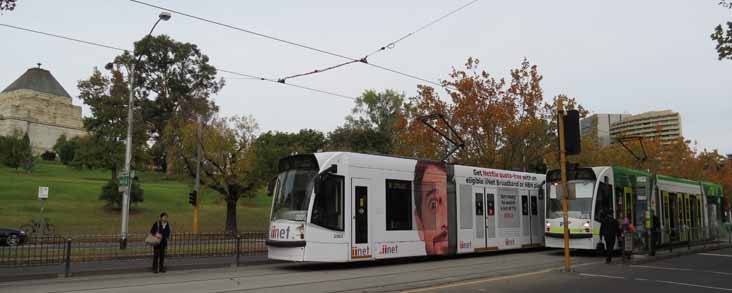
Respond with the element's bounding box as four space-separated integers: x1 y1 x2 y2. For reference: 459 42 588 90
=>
579 113 632 147
609 110 682 145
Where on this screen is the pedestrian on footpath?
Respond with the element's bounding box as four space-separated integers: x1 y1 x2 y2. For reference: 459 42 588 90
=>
600 213 618 263
150 212 171 273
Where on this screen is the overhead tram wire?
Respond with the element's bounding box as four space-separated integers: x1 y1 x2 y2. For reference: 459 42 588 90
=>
277 0 479 84
0 23 355 101
128 0 454 88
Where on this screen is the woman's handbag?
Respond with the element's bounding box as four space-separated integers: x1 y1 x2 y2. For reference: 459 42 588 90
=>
145 222 163 246
145 233 161 246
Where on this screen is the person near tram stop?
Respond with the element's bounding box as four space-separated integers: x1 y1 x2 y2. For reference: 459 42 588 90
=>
414 160 449 255
150 212 172 273
652 214 661 249
600 213 619 263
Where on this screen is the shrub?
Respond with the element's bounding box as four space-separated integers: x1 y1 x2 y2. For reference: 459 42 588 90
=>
57 137 80 165
41 151 57 161
99 178 144 208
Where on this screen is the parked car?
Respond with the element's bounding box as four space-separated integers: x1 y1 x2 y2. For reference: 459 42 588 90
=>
0 228 28 246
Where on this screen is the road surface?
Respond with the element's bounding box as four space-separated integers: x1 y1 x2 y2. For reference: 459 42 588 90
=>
4 248 730 293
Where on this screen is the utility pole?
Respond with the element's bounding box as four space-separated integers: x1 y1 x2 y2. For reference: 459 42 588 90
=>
557 96 572 272
193 115 202 233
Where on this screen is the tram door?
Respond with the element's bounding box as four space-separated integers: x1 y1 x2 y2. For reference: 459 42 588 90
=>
351 179 371 260
530 190 542 245
474 188 485 247
485 188 497 249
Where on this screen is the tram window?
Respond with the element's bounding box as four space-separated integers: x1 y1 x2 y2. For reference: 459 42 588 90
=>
595 182 612 221
386 179 413 231
311 174 344 231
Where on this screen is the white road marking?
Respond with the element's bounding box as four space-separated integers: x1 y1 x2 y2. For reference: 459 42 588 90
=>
656 280 732 291
699 253 732 258
635 278 648 281
579 273 625 280
632 265 732 276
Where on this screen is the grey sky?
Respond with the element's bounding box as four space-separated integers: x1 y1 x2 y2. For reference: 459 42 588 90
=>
2 0 731 154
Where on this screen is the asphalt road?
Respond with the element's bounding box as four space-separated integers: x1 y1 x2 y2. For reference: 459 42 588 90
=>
0 248 600 293
415 248 732 293
5 247 730 293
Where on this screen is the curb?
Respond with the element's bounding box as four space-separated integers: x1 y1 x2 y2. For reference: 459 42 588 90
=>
0 257 276 283
628 243 732 265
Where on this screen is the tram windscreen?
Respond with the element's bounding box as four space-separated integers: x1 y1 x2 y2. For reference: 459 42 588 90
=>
271 169 318 222
547 181 594 219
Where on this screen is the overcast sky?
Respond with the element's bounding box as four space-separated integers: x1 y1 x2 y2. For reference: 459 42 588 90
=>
2 0 731 154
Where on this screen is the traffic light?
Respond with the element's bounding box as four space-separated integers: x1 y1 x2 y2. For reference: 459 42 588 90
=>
188 190 197 207
563 109 581 155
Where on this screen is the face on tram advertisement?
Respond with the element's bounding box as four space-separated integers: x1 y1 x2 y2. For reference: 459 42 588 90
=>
414 161 449 255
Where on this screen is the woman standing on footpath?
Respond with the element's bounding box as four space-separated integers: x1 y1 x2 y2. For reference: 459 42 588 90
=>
150 212 171 273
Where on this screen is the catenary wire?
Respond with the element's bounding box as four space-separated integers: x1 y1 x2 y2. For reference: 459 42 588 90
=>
0 23 355 101
278 0 479 83
128 0 448 87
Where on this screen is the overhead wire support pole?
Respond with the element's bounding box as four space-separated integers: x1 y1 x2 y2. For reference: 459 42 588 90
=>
193 115 202 234
557 96 572 272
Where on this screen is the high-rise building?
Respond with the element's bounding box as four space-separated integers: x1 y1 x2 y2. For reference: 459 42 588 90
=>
609 110 682 145
580 114 631 147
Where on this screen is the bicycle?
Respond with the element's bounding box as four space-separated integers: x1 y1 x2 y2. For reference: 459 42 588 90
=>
19 218 55 236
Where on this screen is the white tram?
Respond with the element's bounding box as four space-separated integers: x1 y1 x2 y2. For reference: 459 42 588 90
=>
266 152 546 262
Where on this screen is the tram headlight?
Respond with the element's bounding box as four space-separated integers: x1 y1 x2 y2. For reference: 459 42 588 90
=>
583 222 590 232
297 224 305 240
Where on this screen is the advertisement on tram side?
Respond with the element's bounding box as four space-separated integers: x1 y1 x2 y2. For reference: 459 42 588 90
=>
414 160 449 255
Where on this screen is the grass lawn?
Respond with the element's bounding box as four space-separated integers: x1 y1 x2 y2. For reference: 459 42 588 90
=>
0 162 272 235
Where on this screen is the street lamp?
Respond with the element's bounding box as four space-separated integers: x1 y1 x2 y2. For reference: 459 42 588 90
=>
118 12 171 249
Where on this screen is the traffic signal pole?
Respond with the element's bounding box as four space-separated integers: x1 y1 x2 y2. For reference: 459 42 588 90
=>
557 96 572 272
193 115 202 234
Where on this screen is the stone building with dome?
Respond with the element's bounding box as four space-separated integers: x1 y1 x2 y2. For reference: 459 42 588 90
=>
0 67 85 154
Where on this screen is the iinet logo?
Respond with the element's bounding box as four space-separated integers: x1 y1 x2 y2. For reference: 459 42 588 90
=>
379 244 398 255
459 240 472 249
352 246 370 257
270 225 290 239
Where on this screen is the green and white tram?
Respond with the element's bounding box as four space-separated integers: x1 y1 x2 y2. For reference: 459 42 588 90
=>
544 166 724 253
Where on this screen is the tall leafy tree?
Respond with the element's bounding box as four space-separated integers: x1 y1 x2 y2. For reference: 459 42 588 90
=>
177 115 259 233
76 68 148 179
112 35 224 175
341 89 405 154
254 129 325 181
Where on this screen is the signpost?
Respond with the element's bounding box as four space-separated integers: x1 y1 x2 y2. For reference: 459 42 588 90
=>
38 186 49 213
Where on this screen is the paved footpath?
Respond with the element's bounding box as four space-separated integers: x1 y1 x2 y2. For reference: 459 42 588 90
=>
0 248 600 293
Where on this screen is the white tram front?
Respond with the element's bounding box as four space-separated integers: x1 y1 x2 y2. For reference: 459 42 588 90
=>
266 152 546 262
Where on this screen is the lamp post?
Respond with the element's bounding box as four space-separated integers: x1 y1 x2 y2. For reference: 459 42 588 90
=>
117 12 171 249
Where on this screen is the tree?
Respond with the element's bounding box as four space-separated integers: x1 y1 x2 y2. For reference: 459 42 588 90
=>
0 0 16 11
0 131 24 169
19 133 33 173
112 35 224 175
178 115 259 233
712 1 732 60
76 68 148 179
338 89 405 154
254 129 325 181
